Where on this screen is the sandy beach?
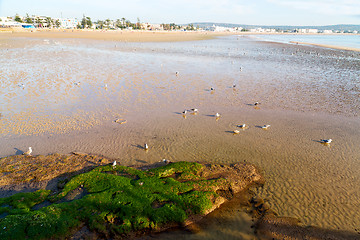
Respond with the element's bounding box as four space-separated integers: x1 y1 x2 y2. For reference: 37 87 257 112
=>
1 31 360 238
0 28 233 42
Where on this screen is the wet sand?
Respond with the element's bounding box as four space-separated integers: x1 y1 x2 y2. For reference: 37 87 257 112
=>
1 33 360 236
290 40 360 52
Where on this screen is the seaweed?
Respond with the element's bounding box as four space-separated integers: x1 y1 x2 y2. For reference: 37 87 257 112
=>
0 162 223 239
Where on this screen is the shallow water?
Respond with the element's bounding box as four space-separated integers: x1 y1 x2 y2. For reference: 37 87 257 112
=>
253 33 360 49
0 35 360 234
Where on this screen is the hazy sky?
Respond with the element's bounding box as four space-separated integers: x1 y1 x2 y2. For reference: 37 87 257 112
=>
0 0 359 25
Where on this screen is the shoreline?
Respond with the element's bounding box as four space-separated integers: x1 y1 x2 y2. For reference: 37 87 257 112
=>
289 40 360 52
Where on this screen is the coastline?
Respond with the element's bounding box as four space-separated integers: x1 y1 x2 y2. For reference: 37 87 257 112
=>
289 40 360 52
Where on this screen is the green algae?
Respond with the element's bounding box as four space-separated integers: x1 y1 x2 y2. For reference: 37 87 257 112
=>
0 161 225 239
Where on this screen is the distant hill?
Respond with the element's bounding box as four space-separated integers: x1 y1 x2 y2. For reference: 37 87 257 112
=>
187 22 360 32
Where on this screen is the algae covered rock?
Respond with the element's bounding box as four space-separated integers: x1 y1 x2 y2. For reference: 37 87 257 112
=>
0 160 262 239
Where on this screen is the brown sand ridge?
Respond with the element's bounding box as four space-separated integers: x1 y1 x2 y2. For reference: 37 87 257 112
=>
0 29 234 42
0 153 111 197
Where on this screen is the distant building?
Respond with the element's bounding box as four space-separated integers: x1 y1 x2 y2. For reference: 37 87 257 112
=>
323 30 333 34
297 28 319 33
207 24 241 32
0 16 33 28
142 23 163 31
29 15 49 27
59 18 79 29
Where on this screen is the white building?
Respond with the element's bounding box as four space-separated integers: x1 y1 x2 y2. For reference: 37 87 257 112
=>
323 30 333 34
59 18 79 29
208 24 240 32
298 28 319 33
29 15 49 27
142 23 163 31
0 17 22 27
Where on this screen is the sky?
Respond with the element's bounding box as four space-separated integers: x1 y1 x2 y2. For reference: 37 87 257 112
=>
0 0 359 26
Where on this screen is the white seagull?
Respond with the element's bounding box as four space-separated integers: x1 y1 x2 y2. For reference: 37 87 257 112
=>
23 147 32 156
175 71 179 76
162 159 170 164
215 113 220 117
233 130 240 134
261 125 271 129
112 161 117 168
182 110 187 115
210 87 215 91
237 124 246 128
144 143 149 150
254 102 260 106
321 139 332 144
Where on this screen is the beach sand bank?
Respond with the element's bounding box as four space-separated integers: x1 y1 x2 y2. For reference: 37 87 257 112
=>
0 29 233 42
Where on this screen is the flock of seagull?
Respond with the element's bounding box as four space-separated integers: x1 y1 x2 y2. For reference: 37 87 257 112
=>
181 103 271 135
20 69 332 159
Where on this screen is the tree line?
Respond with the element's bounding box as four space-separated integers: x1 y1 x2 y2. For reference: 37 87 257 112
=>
13 13 187 30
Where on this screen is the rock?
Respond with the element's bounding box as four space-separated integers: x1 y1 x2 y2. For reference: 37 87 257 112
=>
0 159 263 239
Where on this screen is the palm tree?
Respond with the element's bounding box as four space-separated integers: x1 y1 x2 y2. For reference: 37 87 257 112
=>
35 17 41 28
97 20 104 29
46 17 52 28
15 14 23 23
25 14 33 23
55 19 60 28
115 19 121 29
105 19 111 29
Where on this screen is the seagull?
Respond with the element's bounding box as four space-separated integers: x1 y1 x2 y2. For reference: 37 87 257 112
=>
237 124 246 128
175 71 179 76
254 102 260 106
320 139 332 144
162 159 170 164
74 81 81 85
233 130 240 134
215 113 220 117
210 87 215 91
261 125 271 129
233 84 236 88
104 84 108 88
23 147 32 156
112 161 117 168
144 143 149 150
240 67 243 71
182 110 187 115
191 108 198 113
